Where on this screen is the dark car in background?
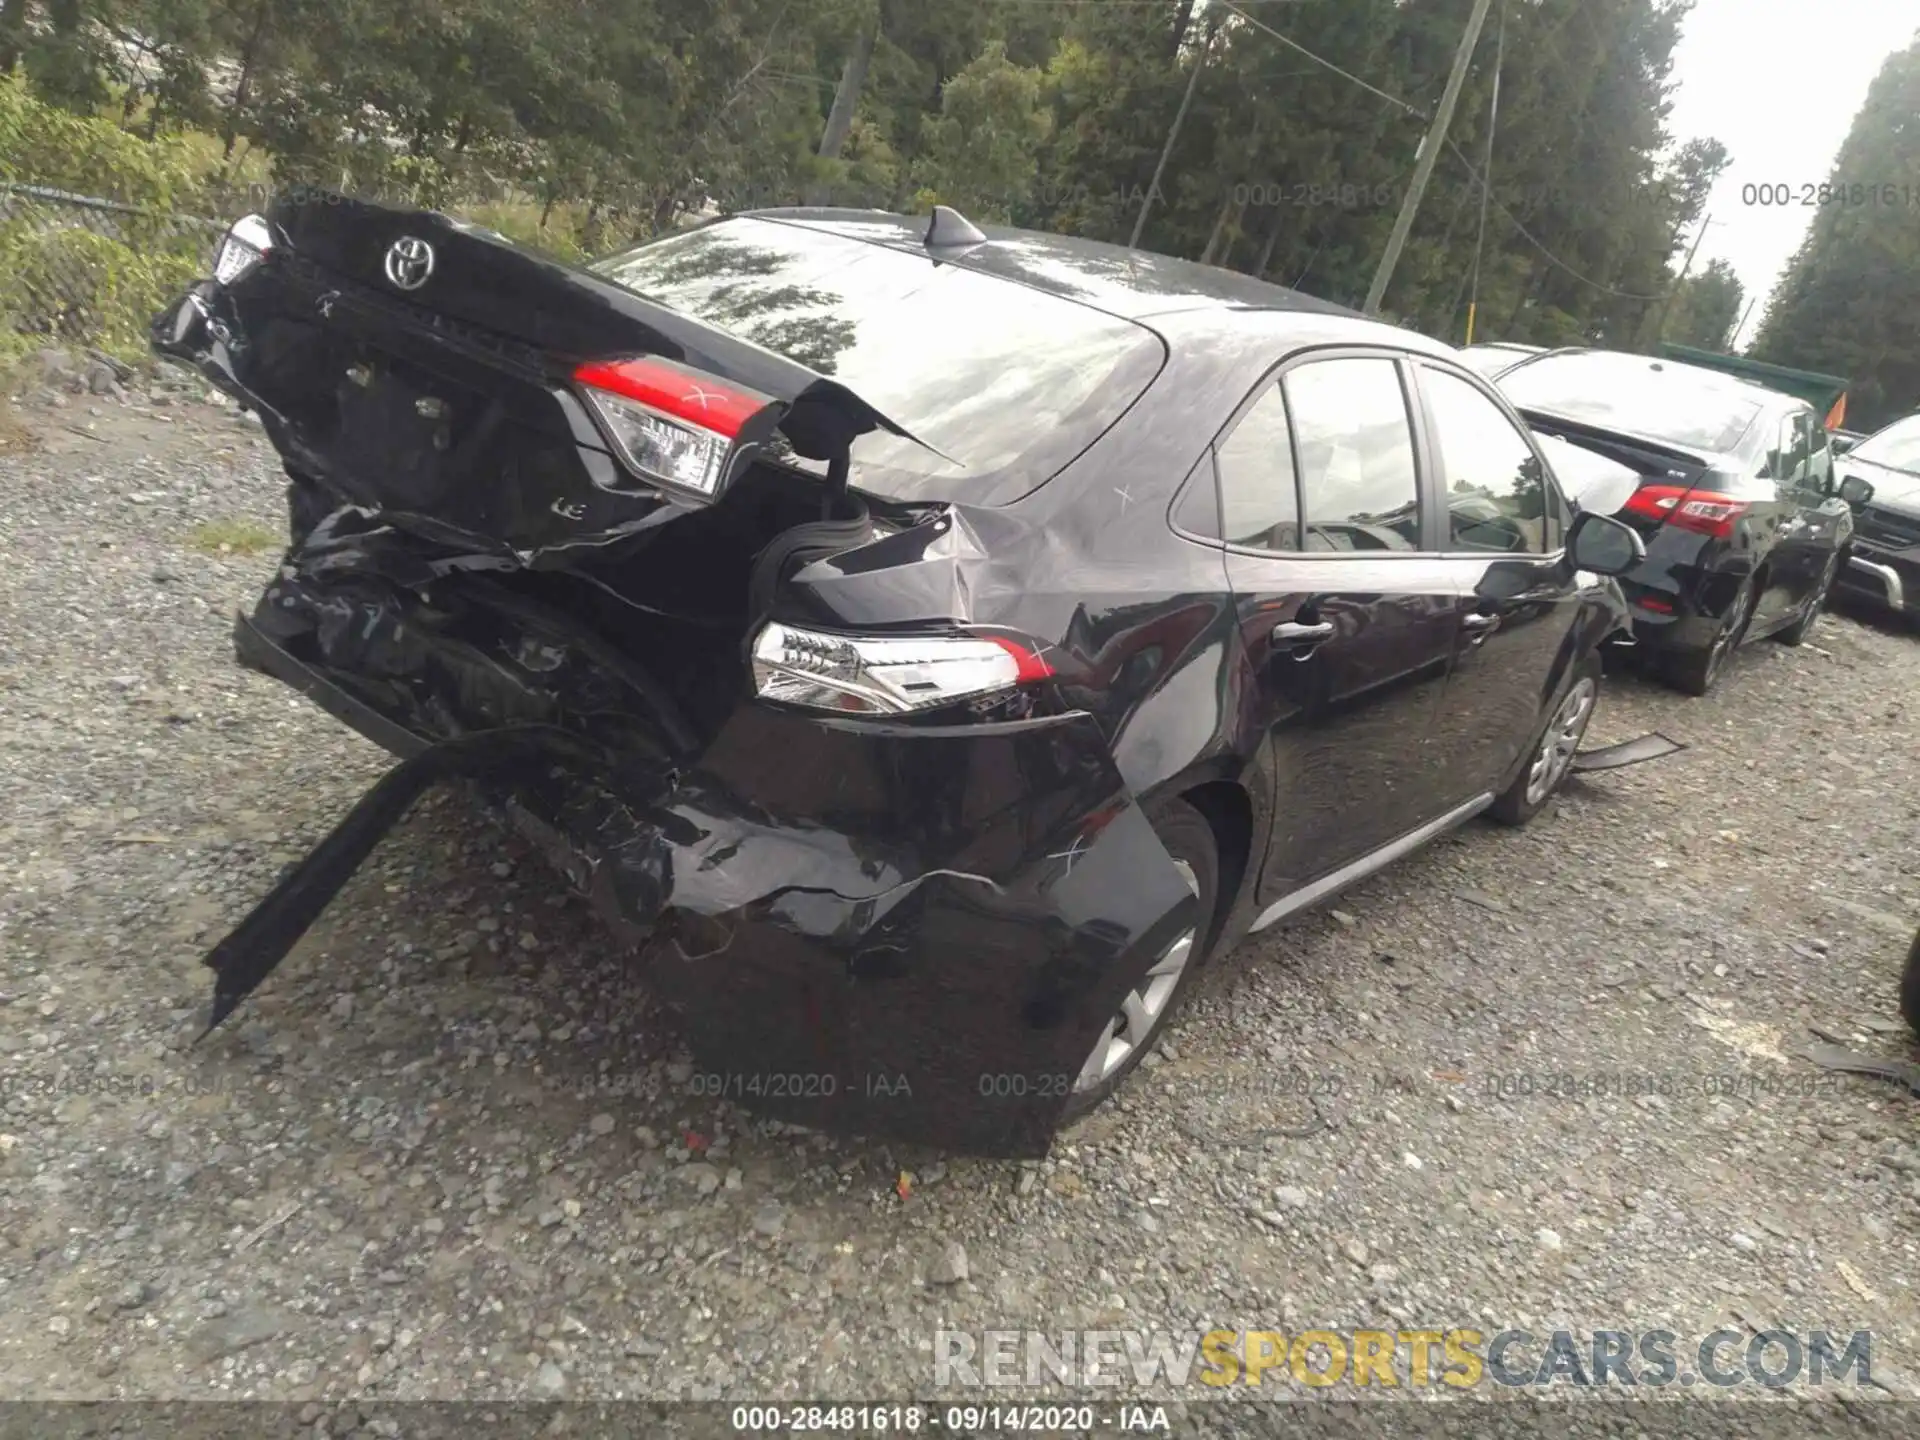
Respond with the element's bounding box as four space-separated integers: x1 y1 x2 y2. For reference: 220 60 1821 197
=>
1491 349 1857 695
1831 412 1920 626
152 196 1646 1155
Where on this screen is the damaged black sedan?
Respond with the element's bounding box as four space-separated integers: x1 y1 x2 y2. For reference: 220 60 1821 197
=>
154 194 1648 1156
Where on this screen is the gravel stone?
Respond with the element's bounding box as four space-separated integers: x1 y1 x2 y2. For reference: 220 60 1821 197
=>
929 1241 969 1285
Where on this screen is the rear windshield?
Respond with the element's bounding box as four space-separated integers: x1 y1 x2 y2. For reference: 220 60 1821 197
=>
1498 351 1765 457
592 218 1164 505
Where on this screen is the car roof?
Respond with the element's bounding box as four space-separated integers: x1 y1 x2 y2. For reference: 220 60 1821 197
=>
738 209 1460 359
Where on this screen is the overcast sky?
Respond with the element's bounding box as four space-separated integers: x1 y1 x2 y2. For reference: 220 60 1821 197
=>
1664 0 1917 349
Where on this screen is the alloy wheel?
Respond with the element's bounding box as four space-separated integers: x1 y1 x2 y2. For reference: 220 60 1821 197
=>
1073 859 1199 1093
1524 675 1598 806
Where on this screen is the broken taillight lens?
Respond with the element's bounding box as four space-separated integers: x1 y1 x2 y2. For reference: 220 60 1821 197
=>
750 622 1053 715
212 214 273 286
573 357 772 499
1622 483 1749 538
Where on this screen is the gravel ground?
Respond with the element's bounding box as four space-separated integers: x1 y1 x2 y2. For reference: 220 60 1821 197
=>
2 382 1918 1424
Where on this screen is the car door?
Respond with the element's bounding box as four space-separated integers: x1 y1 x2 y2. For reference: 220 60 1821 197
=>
1749 410 1804 624
1201 351 1462 905
1411 362 1586 806
1764 408 1848 621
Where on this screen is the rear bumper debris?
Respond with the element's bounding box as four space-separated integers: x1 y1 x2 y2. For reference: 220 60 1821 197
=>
1570 733 1686 774
210 578 1197 1158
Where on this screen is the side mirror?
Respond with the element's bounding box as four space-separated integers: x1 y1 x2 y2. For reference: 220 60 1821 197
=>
1568 511 1646 577
1831 434 1856 455
1837 474 1874 507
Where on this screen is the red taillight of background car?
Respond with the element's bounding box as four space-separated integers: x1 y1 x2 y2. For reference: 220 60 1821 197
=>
1622 484 1750 538
572 357 776 498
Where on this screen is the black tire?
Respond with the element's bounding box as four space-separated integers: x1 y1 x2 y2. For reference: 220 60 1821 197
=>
1489 653 1602 826
1771 551 1841 647
1902 927 1920 1041
1060 796 1218 1122
1664 574 1757 696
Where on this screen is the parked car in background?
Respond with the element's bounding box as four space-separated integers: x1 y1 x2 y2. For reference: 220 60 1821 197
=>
1492 349 1858 695
153 196 1648 1154
1831 412 1920 626
1458 342 1545 379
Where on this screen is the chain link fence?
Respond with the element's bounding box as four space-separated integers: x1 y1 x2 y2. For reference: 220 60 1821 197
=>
0 182 230 358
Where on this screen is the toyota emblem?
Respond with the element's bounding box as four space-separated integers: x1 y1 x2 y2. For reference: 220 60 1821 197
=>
383 236 435 291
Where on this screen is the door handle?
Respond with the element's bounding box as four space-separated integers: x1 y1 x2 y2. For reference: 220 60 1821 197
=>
1462 613 1500 631
1272 621 1335 644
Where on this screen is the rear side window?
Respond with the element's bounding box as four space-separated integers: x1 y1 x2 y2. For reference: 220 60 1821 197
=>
592 218 1164 505
1282 358 1421 551
1213 382 1300 548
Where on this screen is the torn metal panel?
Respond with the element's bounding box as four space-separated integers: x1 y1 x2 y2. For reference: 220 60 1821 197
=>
207 609 1194 1156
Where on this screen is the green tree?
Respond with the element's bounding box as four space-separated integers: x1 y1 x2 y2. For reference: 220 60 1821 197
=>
910 39 1050 221
1753 34 1920 429
1668 256 1743 351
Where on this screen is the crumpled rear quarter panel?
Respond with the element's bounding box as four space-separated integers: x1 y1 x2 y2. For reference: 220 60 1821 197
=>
540 704 1197 1157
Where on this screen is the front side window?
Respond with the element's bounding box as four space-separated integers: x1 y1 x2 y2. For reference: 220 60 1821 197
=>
1763 413 1813 494
1281 358 1421 551
1423 368 1561 554
1799 413 1834 495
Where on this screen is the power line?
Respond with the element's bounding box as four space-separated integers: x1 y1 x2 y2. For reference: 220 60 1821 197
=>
1210 0 1682 305
1214 1 1425 118
1441 137 1670 301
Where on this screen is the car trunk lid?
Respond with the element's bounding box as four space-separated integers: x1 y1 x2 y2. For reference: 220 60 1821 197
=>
1518 412 1725 541
155 193 937 564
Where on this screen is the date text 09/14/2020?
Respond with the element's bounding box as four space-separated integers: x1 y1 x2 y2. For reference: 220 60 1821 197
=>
676 1072 1077 1102
728 1404 1173 1434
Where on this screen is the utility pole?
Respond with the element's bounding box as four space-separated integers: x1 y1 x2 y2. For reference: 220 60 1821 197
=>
1364 0 1495 316
1650 214 1714 346
1131 14 1219 250
1464 1 1505 346
1730 293 1759 353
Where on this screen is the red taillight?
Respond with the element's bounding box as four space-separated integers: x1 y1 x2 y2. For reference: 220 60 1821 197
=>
1622 484 1749 538
572 357 781 498
985 634 1055 684
751 623 1056 715
572 357 766 438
